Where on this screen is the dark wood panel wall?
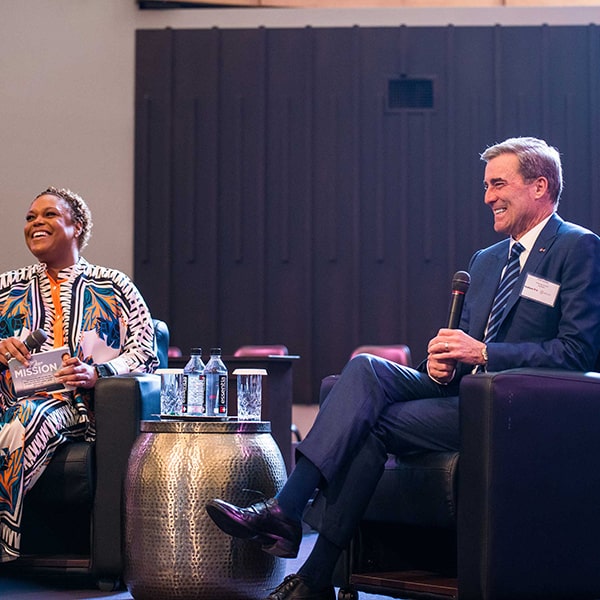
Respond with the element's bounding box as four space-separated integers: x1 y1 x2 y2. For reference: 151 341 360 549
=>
135 25 600 404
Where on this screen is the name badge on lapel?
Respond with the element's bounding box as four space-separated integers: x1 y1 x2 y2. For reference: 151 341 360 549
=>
520 273 560 307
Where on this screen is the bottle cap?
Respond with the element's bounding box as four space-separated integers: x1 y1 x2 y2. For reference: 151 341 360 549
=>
190 348 202 354
210 347 222 355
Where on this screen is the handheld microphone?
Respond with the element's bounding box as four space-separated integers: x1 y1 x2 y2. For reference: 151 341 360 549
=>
24 329 48 352
447 271 471 329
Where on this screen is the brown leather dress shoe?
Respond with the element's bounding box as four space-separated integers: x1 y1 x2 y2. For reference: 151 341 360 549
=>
205 497 302 558
266 574 335 600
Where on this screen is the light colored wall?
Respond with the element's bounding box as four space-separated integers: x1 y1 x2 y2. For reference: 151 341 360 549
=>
1 2 598 279
0 1 140 276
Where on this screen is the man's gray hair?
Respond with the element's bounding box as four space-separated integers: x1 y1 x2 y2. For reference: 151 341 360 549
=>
481 137 563 206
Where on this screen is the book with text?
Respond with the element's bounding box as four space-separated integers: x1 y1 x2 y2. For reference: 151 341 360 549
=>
8 347 74 398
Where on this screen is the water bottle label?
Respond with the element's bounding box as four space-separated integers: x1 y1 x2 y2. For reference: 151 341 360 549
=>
181 376 189 413
217 374 228 414
184 374 206 415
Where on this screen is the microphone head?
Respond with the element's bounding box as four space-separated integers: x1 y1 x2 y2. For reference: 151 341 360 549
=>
25 329 48 352
451 271 471 294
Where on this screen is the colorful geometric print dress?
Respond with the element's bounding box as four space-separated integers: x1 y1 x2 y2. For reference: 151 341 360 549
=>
0 258 158 562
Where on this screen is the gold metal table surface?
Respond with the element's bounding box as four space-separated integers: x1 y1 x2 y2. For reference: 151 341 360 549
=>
124 419 287 599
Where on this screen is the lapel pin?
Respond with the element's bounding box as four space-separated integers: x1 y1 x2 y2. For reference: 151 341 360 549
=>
539 247 546 252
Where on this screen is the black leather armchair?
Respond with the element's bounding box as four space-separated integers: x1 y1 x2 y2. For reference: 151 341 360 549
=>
311 367 600 600
0 319 168 590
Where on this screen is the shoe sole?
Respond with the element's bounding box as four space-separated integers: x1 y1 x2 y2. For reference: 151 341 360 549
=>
206 504 299 559
260 537 299 559
205 503 256 539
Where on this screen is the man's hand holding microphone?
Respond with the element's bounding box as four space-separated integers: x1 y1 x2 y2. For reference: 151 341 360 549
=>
427 271 489 384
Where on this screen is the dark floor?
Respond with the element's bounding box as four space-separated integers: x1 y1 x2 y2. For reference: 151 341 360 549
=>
0 532 395 600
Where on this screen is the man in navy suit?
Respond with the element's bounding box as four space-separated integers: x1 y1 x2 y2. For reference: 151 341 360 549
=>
206 137 600 600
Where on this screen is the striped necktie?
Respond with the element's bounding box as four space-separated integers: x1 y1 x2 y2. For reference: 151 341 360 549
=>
484 242 525 344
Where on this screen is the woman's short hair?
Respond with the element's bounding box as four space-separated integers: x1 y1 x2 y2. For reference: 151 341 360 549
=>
481 137 563 206
35 187 93 251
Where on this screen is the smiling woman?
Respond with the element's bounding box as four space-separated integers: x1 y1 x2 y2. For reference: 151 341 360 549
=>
24 188 92 279
0 187 159 564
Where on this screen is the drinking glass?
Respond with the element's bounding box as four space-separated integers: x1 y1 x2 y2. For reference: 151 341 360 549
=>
157 368 184 416
233 368 267 420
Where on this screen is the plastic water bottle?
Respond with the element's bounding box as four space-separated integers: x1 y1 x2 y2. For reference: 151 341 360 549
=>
204 347 228 416
183 348 206 415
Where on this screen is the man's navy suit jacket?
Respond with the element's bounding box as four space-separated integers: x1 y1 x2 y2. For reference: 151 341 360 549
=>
459 213 600 375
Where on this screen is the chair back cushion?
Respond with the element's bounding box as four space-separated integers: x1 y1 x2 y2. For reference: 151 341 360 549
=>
350 344 412 367
234 345 288 357
153 319 170 368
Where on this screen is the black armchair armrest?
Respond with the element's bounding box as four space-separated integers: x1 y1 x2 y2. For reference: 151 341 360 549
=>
91 373 160 583
459 368 600 600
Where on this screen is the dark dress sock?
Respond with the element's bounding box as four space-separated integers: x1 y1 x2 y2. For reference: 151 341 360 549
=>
297 534 343 590
275 455 322 522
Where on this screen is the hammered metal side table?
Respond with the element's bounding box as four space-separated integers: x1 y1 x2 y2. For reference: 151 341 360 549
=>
124 419 287 600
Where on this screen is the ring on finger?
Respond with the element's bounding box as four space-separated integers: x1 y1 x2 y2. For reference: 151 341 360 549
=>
444 342 449 352
4 351 11 361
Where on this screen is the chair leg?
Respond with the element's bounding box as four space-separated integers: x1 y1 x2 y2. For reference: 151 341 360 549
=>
97 577 122 592
336 535 359 600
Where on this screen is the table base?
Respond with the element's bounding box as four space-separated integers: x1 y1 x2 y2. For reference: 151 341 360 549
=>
124 421 287 599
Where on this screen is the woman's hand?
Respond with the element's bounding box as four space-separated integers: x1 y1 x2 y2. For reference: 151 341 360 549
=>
55 356 99 389
1 337 31 367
